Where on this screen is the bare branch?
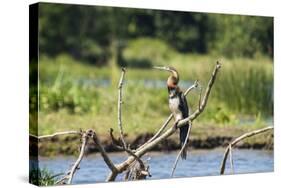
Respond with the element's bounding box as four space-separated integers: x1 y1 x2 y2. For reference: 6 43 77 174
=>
91 130 118 173
139 114 173 149
118 67 127 149
38 62 221 183
67 131 88 184
55 176 68 185
106 172 118 182
114 62 221 174
109 128 122 146
171 121 192 177
198 84 202 109
229 145 234 174
184 80 199 96
220 126 273 174
109 128 144 169
30 130 81 140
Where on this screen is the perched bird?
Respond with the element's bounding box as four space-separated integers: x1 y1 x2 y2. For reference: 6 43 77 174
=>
154 66 189 159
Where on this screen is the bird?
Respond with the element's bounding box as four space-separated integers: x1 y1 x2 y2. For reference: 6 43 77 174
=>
153 66 189 159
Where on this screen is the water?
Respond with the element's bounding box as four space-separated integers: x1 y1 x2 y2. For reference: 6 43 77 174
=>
37 149 273 184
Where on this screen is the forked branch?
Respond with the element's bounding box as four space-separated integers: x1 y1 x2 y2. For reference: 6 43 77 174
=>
112 62 221 177
56 130 89 184
67 131 88 184
33 62 221 183
91 130 117 173
220 126 273 174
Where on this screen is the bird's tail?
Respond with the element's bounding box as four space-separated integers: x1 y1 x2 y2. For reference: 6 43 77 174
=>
179 123 189 160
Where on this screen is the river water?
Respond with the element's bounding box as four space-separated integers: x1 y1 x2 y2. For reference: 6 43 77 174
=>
38 148 273 184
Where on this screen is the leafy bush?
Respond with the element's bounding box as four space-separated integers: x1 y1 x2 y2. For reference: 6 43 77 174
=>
207 15 273 58
122 38 178 67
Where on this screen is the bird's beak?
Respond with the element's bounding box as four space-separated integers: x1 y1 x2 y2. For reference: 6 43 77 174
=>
153 66 172 73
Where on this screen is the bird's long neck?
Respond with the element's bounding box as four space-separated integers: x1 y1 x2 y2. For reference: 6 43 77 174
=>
170 69 179 83
167 74 179 89
167 75 181 98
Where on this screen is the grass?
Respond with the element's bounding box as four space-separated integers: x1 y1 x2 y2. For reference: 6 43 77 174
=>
30 52 273 138
31 36 273 137
29 168 58 186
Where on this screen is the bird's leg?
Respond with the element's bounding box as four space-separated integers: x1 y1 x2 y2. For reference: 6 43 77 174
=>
173 119 180 130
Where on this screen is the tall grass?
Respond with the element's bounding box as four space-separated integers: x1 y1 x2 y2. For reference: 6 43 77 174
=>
213 58 273 116
35 52 273 135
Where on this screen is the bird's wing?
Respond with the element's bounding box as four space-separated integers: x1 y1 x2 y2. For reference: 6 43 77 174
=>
179 92 189 118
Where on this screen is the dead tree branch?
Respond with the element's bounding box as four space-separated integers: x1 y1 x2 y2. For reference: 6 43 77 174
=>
229 144 234 174
55 130 89 184
110 62 221 178
116 68 148 177
35 62 221 183
67 131 88 184
30 130 81 140
170 121 192 177
220 126 273 175
118 67 127 149
91 130 117 173
109 128 143 167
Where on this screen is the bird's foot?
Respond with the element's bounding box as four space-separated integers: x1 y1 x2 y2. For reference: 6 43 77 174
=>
173 120 180 130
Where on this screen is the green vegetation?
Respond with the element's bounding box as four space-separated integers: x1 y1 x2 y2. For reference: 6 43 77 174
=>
38 3 273 65
32 52 273 137
29 168 58 186
30 4 274 151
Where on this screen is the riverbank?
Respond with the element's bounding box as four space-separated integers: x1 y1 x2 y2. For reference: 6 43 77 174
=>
30 124 273 157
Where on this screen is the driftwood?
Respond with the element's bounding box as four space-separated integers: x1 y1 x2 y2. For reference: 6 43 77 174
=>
220 126 274 175
31 62 222 184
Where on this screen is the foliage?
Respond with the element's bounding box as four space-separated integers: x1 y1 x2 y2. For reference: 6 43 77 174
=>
32 54 273 137
122 37 178 67
207 15 273 57
38 2 273 65
29 168 57 186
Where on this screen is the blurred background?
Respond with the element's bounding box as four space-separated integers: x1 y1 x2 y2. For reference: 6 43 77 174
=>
30 2 273 154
